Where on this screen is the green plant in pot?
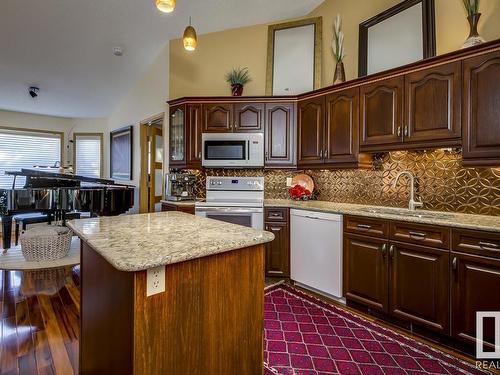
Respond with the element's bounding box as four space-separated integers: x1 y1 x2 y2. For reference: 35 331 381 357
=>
462 0 486 48
332 14 346 84
225 67 251 96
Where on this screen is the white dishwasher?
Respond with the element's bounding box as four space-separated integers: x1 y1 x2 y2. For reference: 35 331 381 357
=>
291 209 343 298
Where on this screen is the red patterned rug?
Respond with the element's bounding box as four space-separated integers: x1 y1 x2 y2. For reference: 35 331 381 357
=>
263 284 488 375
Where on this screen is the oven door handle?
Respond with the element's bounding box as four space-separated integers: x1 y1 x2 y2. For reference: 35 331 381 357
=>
196 207 263 214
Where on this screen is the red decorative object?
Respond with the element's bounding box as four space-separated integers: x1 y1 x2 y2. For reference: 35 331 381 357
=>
264 285 483 375
288 184 312 201
231 83 243 96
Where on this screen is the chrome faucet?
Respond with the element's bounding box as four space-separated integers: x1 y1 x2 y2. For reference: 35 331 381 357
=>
392 171 423 211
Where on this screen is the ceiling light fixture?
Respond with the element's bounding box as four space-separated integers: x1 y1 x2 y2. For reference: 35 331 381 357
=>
183 17 197 51
155 0 176 13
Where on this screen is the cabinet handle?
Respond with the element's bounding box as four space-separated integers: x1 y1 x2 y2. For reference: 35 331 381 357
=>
404 126 409 137
357 224 371 230
265 151 269 161
452 257 458 279
397 126 401 137
409 231 427 239
198 151 202 159
381 243 387 257
389 244 395 258
479 241 500 250
320 150 323 159
324 149 328 159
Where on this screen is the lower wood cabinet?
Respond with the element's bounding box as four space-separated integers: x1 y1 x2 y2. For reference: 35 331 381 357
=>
161 202 195 215
389 242 449 334
343 233 388 313
264 207 290 278
451 251 500 350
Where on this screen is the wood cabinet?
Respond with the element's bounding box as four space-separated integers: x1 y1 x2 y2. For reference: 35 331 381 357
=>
202 103 233 132
405 61 462 146
187 103 202 167
463 50 500 166
344 216 452 334
344 233 389 313
264 207 290 278
298 89 371 168
360 76 404 149
264 103 296 168
234 103 264 132
389 242 449 334
161 201 195 215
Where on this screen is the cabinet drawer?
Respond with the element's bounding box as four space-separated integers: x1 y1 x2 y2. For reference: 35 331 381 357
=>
344 216 388 238
390 222 450 249
265 207 289 222
452 228 500 259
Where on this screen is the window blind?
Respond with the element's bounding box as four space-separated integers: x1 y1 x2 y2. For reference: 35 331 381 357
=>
74 134 102 178
0 129 62 188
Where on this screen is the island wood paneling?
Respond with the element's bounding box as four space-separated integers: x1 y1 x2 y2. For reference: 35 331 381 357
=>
80 241 264 375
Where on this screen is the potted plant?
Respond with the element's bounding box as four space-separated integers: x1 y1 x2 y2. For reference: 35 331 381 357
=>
332 14 346 84
462 0 486 48
225 67 251 96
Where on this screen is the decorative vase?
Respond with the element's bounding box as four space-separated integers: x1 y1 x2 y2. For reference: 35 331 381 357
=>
462 13 486 49
333 62 346 85
231 84 243 96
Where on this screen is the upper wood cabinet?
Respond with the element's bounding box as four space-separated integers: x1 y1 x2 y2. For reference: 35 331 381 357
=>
298 97 324 166
187 103 202 168
405 61 462 146
234 103 264 132
202 103 233 132
462 50 500 166
264 103 296 168
360 76 404 149
325 87 371 168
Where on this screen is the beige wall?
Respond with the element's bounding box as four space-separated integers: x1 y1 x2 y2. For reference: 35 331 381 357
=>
169 0 500 98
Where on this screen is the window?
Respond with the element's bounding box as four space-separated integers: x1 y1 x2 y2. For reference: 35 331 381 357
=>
0 128 62 188
73 133 103 178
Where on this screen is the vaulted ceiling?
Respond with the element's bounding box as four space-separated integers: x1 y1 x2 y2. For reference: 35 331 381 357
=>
0 0 323 118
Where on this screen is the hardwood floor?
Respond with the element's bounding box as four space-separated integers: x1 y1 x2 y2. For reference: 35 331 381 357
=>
0 267 80 375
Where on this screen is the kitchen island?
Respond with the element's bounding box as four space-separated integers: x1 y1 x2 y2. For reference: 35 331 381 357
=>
67 211 274 375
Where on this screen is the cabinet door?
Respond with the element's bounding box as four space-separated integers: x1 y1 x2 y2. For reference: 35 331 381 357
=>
463 50 500 165
389 243 450 334
344 234 388 313
265 103 296 167
169 105 186 166
233 103 264 132
187 104 202 167
405 61 462 145
360 76 404 149
202 103 233 132
298 97 325 167
324 87 361 166
265 221 290 278
451 252 500 349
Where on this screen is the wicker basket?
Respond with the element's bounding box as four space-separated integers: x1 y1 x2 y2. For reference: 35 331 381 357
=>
20 226 73 261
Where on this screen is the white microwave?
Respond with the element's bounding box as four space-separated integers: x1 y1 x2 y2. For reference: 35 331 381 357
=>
202 133 264 168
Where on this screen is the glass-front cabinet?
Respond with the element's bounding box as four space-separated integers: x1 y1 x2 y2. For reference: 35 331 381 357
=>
169 105 186 166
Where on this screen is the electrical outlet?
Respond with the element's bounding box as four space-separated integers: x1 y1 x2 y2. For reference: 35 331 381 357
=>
286 177 292 187
146 266 165 297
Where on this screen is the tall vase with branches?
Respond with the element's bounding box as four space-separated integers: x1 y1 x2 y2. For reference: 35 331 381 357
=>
462 0 486 48
332 14 346 84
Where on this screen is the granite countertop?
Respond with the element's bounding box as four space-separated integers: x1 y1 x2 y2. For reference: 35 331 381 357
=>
67 212 274 272
265 199 500 233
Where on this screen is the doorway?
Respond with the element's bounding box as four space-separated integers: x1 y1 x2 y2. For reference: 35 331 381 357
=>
139 114 165 213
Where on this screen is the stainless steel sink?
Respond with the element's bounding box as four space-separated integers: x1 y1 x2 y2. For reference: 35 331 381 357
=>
358 207 454 220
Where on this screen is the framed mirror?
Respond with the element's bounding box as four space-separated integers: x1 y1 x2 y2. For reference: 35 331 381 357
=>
358 0 436 77
266 17 322 96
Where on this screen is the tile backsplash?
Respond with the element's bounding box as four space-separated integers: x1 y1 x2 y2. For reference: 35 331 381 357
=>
187 149 500 216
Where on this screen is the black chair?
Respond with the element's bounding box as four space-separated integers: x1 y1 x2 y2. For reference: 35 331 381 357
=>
14 212 81 246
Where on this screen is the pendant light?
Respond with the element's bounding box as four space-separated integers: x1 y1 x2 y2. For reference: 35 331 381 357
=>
183 17 198 51
155 0 175 13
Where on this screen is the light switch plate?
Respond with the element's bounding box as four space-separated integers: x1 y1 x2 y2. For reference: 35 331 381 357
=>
286 177 292 187
146 266 165 296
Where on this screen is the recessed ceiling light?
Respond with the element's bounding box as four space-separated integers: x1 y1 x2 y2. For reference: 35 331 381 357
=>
113 46 124 56
156 0 176 13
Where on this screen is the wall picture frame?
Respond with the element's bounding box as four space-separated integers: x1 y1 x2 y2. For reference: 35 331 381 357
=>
110 125 133 180
358 0 436 77
266 17 322 96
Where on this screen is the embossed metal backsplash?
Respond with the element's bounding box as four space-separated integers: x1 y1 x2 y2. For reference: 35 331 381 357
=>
187 150 500 216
